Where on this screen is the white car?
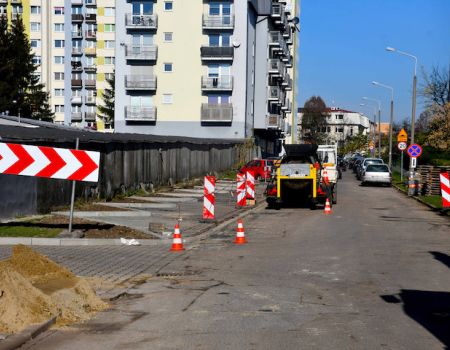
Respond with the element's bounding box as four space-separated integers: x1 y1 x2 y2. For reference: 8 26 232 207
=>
361 164 392 186
357 158 384 180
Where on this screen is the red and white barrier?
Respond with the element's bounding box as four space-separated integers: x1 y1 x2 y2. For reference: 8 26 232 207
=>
246 170 255 200
440 172 450 208
236 173 246 207
203 176 216 219
0 142 100 182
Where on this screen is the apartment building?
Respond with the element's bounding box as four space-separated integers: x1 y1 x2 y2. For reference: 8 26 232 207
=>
114 0 298 156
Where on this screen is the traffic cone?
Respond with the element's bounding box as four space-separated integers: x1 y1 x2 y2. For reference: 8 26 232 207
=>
234 219 247 244
170 223 185 251
324 198 332 215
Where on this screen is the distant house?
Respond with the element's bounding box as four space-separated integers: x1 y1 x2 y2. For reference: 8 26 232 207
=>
297 107 374 146
379 123 391 136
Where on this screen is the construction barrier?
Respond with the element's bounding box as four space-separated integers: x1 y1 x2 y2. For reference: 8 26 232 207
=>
440 172 450 208
203 175 216 220
236 173 246 207
246 170 255 200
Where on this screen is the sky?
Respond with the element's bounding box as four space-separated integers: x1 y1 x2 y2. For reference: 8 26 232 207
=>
297 0 450 123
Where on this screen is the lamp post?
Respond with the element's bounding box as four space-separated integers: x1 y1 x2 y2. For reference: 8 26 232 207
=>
12 100 21 124
372 81 394 168
362 97 382 157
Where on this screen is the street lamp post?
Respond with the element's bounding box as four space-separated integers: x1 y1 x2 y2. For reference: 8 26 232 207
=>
372 81 394 168
360 103 377 155
362 97 382 157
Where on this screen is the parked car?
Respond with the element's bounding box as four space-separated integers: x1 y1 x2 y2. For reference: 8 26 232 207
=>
357 158 384 180
239 159 274 180
361 164 392 186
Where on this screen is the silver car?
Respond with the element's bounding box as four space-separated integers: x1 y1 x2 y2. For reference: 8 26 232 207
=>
361 164 391 186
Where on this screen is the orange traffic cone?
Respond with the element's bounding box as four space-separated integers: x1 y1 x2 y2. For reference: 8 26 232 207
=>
234 219 247 244
324 198 332 215
170 223 185 251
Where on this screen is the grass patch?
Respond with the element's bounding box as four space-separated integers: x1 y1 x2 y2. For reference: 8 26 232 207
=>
218 169 238 180
0 225 61 238
392 170 408 192
419 195 443 209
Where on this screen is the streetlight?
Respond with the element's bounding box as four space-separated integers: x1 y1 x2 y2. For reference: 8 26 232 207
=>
372 81 394 168
360 103 377 156
386 46 418 181
12 100 21 124
362 96 382 157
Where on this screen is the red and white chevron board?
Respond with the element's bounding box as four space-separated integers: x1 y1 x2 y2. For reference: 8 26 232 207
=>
0 142 100 182
440 172 450 208
236 173 246 207
246 170 255 200
203 176 215 219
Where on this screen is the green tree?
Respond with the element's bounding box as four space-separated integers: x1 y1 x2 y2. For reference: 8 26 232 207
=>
299 96 328 144
98 73 115 127
0 15 13 112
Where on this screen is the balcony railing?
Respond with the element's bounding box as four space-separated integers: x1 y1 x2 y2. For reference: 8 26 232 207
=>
200 46 234 60
71 96 82 104
125 45 157 60
281 73 292 90
85 96 96 104
72 14 84 22
268 31 284 48
201 103 233 123
201 76 233 91
72 47 83 55
125 75 157 90
85 0 96 6
125 106 157 122
71 79 82 87
71 31 82 39
266 114 282 129
84 112 96 121
71 61 83 71
85 47 96 55
71 0 83 5
271 3 282 18
125 14 158 29
10 0 22 4
85 79 96 88
71 112 82 121
85 30 96 39
268 86 283 101
85 13 96 22
85 64 96 72
202 14 234 29
268 59 284 76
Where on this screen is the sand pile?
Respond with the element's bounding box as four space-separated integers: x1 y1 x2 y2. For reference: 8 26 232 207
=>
0 245 108 334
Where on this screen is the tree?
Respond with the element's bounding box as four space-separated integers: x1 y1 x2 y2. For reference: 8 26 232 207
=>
425 103 450 151
299 96 328 144
98 73 115 127
0 15 13 112
420 65 450 108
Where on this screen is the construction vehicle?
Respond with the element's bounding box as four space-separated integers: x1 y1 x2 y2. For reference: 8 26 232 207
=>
265 144 333 209
317 144 338 204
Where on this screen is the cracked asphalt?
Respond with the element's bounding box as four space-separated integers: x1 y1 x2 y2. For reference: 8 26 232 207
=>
20 172 450 349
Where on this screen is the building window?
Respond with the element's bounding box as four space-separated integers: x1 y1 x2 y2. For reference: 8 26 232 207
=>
54 89 64 97
105 57 115 65
54 7 64 15
164 1 173 11
54 56 64 64
54 40 65 48
164 32 173 42
30 39 41 48
104 24 115 32
350 128 354 135
104 7 115 16
30 22 41 32
337 128 344 133
336 114 344 120
54 23 64 32
105 73 114 80
54 72 64 80
207 95 230 104
30 6 41 14
71 6 82 14
32 56 41 65
85 0 96 5
163 63 173 72
208 33 230 47
162 94 173 104
104 40 115 49
54 105 64 113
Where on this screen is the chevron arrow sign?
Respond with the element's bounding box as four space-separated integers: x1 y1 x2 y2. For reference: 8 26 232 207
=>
0 142 100 182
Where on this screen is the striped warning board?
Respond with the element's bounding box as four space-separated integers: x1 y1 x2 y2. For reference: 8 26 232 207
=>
203 176 216 219
236 173 246 207
440 172 450 208
246 170 255 200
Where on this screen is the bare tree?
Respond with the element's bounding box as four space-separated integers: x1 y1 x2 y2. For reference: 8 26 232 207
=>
420 65 450 108
299 96 328 144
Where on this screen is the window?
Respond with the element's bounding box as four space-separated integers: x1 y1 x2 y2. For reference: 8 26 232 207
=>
104 40 115 48
164 1 173 11
105 73 114 80
337 128 344 133
208 33 230 47
54 72 64 80
336 114 344 120
32 72 41 82
54 56 64 64
54 40 65 48
104 7 115 16
132 2 153 15
54 89 64 97
162 94 173 104
207 95 230 104
30 40 41 48
85 0 96 5
163 63 173 72
12 5 23 14
30 22 40 31
31 6 41 14
71 6 82 14
164 32 173 42
104 24 115 32
54 23 64 32
105 57 115 65
54 105 64 113
54 7 64 15
32 56 41 65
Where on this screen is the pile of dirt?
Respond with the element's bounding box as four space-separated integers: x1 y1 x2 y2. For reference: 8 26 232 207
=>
0 245 108 334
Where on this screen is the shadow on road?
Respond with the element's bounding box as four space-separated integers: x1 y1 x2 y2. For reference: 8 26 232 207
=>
381 290 450 349
430 251 450 270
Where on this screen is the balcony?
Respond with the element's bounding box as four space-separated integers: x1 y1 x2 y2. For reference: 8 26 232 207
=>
201 76 233 91
285 55 293 68
85 64 97 72
268 31 284 48
85 80 96 88
72 14 84 22
85 47 96 56
72 47 83 55
71 79 82 87
266 114 282 129
268 59 284 77
85 112 96 121
271 3 288 27
268 86 283 101
125 45 157 61
85 30 96 39
125 14 158 30
11 13 23 20
10 0 22 3
71 31 82 39
85 95 96 104
200 46 234 61
202 14 234 30
281 98 291 111
71 95 82 104
125 75 157 90
71 61 83 71
125 106 157 122
85 13 96 22
85 0 96 6
281 73 292 90
71 0 83 4
201 103 233 124
71 112 82 121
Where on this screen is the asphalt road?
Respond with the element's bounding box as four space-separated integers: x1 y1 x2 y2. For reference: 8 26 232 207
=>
23 172 450 350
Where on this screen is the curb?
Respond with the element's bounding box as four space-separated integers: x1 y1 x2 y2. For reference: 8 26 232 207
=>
392 183 446 213
0 237 165 246
0 317 56 350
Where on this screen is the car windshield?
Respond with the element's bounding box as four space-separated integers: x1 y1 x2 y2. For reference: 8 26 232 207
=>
365 159 383 165
366 164 389 172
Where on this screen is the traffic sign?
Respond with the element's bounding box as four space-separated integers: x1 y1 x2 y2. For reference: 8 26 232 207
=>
407 144 422 158
398 142 407 151
397 128 408 143
411 157 417 168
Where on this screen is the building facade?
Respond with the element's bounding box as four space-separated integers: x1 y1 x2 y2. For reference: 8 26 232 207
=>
114 0 298 156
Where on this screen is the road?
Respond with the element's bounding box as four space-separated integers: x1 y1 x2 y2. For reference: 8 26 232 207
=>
23 172 450 350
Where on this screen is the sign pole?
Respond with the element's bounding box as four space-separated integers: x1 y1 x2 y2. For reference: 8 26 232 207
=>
68 137 80 234
400 151 403 182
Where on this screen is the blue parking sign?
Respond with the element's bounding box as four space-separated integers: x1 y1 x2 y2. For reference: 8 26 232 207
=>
407 144 422 157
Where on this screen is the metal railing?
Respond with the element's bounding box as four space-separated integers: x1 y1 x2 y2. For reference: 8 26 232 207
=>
71 96 82 104
200 46 234 60
125 14 158 29
71 31 82 38
72 14 84 22
85 112 96 121
268 86 283 100
268 59 285 76
201 76 233 91
85 13 96 22
282 73 292 90
125 75 157 90
72 47 83 55
266 114 282 129
202 14 234 29
85 47 96 55
71 112 82 121
71 79 82 87
201 103 233 123
85 64 97 71
85 30 96 39
125 106 157 121
85 96 96 104
125 45 158 60
85 79 96 88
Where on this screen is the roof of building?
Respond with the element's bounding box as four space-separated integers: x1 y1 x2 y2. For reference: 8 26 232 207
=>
298 107 358 114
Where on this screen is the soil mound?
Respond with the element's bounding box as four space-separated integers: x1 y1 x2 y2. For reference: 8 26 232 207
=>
0 245 108 334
